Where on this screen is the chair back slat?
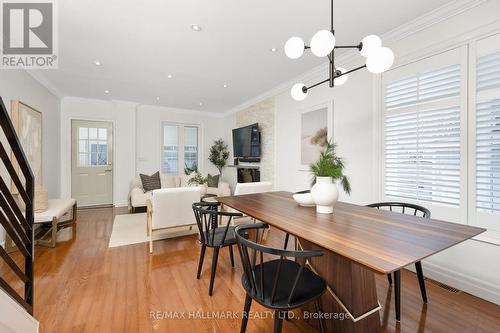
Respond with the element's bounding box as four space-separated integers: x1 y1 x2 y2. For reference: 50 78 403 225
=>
192 202 243 248
366 202 431 219
235 223 323 307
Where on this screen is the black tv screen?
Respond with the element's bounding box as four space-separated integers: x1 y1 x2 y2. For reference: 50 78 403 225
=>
232 123 260 158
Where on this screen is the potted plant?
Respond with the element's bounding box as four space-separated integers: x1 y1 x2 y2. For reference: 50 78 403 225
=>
208 139 229 177
187 171 208 186
310 141 351 214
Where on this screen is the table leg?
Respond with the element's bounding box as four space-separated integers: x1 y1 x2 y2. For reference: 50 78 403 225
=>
297 238 381 333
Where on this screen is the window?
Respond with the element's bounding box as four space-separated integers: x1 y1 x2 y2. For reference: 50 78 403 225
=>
383 48 465 209
162 123 200 176
471 32 500 231
78 127 108 166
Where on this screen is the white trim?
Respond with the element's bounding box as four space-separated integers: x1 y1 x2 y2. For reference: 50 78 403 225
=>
222 0 487 116
160 122 203 176
421 260 500 305
25 70 64 99
113 200 129 207
0 289 39 333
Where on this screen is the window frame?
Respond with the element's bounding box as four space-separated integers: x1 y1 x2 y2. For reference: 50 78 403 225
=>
160 121 202 177
380 46 469 225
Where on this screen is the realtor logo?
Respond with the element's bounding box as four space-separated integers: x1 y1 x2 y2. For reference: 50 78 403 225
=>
1 0 57 68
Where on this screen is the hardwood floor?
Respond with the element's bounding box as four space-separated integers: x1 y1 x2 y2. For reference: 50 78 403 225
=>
1 207 500 332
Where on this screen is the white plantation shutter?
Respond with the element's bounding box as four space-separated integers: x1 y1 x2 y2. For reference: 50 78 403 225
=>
475 99 500 212
383 49 463 208
475 33 500 217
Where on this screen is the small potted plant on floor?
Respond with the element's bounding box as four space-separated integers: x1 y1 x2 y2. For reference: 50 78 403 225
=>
310 141 351 214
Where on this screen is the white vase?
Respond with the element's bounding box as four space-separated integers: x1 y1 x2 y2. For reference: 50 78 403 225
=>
310 177 339 214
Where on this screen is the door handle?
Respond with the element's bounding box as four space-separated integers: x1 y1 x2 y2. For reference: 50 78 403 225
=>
105 165 113 172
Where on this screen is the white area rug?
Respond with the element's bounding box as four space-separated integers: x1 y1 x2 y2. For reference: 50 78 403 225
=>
108 213 197 248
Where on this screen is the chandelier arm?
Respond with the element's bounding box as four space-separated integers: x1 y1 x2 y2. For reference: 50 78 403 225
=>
335 65 367 78
335 43 363 51
304 78 330 92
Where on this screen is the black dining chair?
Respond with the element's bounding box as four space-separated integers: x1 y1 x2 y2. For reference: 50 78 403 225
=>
235 223 327 333
192 201 243 296
366 202 431 321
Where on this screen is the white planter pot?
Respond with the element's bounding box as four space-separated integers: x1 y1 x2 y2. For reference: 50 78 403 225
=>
310 177 339 214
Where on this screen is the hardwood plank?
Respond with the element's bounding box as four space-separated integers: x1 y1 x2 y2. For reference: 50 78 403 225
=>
218 192 486 274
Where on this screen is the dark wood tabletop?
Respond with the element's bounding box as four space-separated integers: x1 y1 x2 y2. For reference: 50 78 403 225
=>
218 191 486 274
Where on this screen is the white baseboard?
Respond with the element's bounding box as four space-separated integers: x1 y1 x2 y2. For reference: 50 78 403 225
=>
421 261 500 305
113 200 129 207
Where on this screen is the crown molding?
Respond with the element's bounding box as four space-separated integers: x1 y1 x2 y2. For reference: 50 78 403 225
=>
25 69 64 99
223 0 487 116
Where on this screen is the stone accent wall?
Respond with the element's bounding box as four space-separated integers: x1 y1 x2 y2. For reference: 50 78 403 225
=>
236 98 275 184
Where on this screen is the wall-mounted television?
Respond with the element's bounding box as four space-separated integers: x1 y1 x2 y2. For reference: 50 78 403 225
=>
232 123 260 158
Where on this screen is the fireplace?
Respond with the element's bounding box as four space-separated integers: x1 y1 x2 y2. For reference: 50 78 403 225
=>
237 168 260 183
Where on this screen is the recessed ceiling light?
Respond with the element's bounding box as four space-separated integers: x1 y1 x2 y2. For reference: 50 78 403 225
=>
104 90 110 94
270 48 277 52
199 102 203 106
156 97 160 101
191 24 202 31
167 74 173 79
223 84 228 88
94 60 102 66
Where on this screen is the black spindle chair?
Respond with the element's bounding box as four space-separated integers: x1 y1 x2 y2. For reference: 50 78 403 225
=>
366 202 430 321
235 223 327 333
192 201 243 296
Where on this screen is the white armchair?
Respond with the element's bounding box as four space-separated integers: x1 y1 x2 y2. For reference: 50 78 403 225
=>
147 187 202 253
234 181 273 195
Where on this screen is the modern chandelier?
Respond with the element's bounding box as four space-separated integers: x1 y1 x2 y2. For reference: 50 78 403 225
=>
285 0 395 101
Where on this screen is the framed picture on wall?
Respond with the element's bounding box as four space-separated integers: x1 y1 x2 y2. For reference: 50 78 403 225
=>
10 100 43 192
299 101 333 170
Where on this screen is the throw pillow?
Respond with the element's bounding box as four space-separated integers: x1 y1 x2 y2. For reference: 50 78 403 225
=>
140 171 161 192
207 174 219 188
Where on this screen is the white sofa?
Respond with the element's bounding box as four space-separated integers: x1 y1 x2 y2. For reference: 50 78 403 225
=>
129 174 230 212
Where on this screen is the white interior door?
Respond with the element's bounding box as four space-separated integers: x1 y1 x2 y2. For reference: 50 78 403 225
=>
71 120 113 206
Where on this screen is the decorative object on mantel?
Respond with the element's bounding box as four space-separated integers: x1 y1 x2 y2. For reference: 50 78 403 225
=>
310 141 351 213
208 138 229 177
285 0 395 101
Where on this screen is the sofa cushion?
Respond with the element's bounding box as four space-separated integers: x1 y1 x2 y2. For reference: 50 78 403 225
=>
140 172 161 192
161 175 180 188
207 174 219 188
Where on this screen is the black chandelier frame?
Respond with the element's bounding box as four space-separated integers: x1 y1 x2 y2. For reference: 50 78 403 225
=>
301 0 368 94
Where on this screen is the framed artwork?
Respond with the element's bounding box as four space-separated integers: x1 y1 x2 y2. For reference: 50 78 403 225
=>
299 101 333 170
11 101 43 191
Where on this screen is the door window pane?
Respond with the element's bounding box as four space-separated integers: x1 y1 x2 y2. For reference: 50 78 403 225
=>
163 125 179 175
77 126 108 167
184 126 198 173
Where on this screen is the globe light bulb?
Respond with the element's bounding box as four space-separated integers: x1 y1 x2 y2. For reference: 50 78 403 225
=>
334 68 349 86
360 35 382 58
285 37 305 59
291 83 308 101
310 30 336 57
366 47 394 74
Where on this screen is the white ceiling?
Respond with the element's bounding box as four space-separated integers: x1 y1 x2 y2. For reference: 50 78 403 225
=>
34 0 453 112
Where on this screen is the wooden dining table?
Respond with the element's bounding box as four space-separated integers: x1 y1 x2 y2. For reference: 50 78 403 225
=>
217 191 486 332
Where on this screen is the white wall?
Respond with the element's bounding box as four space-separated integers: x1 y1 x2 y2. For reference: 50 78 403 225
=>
222 1 500 304
0 70 60 244
60 97 225 207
